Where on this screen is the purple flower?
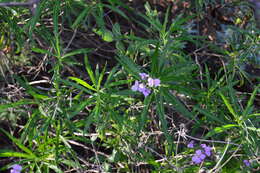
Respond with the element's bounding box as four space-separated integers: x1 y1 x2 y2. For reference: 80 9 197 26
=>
141 87 151 97
201 144 212 156
187 140 195 148
139 73 149 80
138 83 151 97
137 83 146 92
192 155 202 164
131 81 140 91
192 150 206 164
200 144 207 148
131 81 151 97
10 164 22 173
243 160 250 167
147 77 160 87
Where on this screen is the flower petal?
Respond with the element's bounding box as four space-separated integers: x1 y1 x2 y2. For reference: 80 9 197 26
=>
139 73 149 80
187 141 194 148
131 81 139 91
192 155 202 164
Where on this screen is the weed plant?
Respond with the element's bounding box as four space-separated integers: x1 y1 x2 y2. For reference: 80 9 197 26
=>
0 0 259 172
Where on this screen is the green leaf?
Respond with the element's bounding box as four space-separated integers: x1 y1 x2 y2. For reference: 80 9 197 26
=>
0 129 36 158
59 78 93 95
0 150 34 159
193 106 224 124
23 0 45 39
71 7 90 29
43 163 63 173
219 93 238 120
102 29 114 42
68 77 97 91
206 124 239 138
84 55 97 87
69 98 95 119
31 47 55 57
246 127 260 133
156 92 173 145
162 89 196 121
104 66 118 86
15 76 49 100
107 79 131 88
245 113 260 120
137 95 152 134
115 55 140 78
243 85 259 117
0 99 35 112
97 65 106 90
104 4 129 20
53 0 60 35
61 48 91 59
112 23 122 38
151 43 160 75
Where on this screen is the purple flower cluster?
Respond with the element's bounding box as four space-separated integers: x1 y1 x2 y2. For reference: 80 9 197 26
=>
131 73 160 97
192 149 206 164
200 144 212 157
187 141 212 164
10 164 22 173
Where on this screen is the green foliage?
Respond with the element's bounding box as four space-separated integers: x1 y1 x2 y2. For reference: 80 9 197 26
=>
0 0 259 172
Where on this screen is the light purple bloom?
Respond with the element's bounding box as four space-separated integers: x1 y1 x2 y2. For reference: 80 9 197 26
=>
138 83 151 97
137 83 146 92
10 164 22 173
201 144 212 156
192 155 202 164
131 81 151 97
243 160 250 167
200 144 207 148
147 77 160 87
187 140 195 148
195 150 206 160
139 73 149 80
192 150 206 164
131 81 140 91
141 87 151 97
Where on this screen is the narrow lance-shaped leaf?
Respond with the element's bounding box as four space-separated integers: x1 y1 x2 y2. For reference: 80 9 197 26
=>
162 88 195 121
156 92 173 147
136 95 152 135
0 151 35 159
243 85 259 117
0 129 36 158
115 55 140 78
68 77 97 92
61 48 91 59
219 93 239 121
84 55 97 87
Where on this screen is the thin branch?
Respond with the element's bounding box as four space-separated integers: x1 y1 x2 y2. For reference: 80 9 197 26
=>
0 0 39 7
0 0 41 14
185 134 241 147
0 2 31 7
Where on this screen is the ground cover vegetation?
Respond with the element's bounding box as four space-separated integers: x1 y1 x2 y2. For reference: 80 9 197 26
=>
0 0 259 172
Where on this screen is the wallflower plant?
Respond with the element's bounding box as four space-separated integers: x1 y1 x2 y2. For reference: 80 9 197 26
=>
0 0 259 172
131 73 160 97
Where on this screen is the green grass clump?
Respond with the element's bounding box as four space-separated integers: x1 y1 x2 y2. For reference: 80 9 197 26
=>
0 0 259 172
